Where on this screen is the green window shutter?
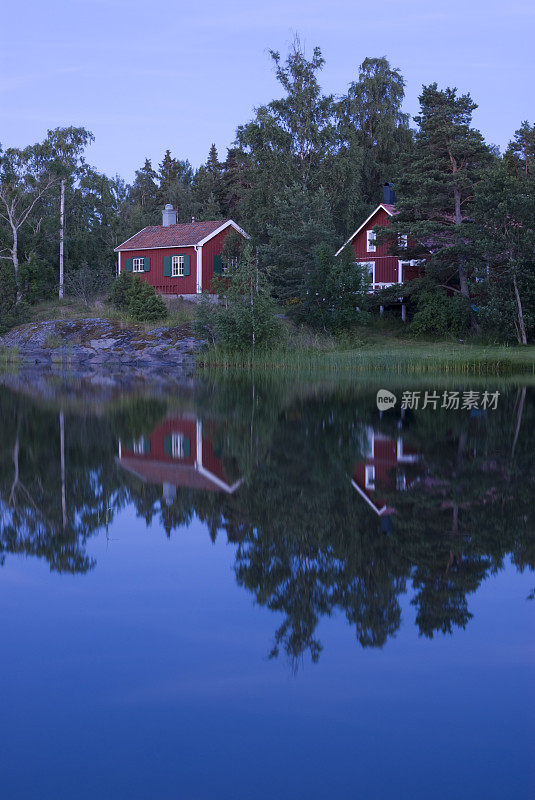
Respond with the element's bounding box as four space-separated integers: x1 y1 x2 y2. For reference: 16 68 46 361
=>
184 254 191 276
144 256 150 272
125 257 133 273
143 437 151 454
164 435 172 456
183 437 191 458
163 256 171 277
213 254 222 275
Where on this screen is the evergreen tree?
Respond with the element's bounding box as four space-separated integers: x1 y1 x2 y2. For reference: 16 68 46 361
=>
192 144 224 219
262 183 336 316
386 83 493 329
505 120 535 178
473 161 535 343
130 158 160 224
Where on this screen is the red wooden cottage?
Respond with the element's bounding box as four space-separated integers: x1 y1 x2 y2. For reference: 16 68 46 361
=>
335 184 425 294
118 412 242 499
352 426 421 517
114 205 249 298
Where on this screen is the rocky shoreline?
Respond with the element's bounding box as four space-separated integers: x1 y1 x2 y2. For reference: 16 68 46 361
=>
0 318 202 382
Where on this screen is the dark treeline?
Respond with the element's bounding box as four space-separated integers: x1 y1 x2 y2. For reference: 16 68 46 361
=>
1 377 534 668
1 38 534 340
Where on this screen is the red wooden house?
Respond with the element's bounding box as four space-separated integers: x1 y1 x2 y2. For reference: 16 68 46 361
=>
114 205 249 298
352 426 421 517
335 184 425 292
118 413 242 499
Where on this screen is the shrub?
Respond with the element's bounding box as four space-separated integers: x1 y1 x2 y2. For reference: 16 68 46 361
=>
110 273 167 322
126 277 168 322
110 271 133 311
410 289 471 337
65 262 112 306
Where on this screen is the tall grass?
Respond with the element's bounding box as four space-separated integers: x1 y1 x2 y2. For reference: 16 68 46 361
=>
198 342 535 376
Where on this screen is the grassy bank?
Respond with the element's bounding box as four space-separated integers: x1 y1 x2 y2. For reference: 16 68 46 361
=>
6 298 535 376
199 338 535 376
11 297 196 331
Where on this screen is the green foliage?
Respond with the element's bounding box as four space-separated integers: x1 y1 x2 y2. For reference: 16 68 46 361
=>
304 245 371 331
0 261 18 333
111 272 167 322
126 277 168 322
472 160 535 344
385 83 493 322
262 183 336 317
18 252 56 303
64 261 112 306
410 287 471 337
196 244 281 349
110 271 133 311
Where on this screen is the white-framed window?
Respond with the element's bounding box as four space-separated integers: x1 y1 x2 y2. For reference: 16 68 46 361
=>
133 257 144 273
365 465 375 490
172 255 185 277
132 436 145 455
171 432 185 458
398 234 408 249
357 261 375 289
366 229 376 252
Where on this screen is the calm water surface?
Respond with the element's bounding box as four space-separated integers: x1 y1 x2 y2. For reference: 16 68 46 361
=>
0 376 533 799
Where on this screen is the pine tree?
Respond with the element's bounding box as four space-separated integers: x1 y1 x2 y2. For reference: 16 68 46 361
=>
192 144 224 219
131 158 160 224
505 121 535 178
386 83 493 328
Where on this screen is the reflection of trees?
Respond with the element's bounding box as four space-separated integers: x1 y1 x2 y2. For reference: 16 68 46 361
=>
1 380 533 666
377 387 535 638
0 390 167 573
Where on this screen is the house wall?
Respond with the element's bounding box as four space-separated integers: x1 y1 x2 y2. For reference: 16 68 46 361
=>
351 207 400 286
119 246 198 295
118 224 247 295
350 207 425 287
122 418 197 465
201 226 240 292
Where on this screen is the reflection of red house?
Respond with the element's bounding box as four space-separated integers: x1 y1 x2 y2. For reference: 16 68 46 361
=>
352 428 420 516
118 415 241 499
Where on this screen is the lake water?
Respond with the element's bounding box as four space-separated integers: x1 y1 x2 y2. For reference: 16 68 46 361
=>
0 375 533 799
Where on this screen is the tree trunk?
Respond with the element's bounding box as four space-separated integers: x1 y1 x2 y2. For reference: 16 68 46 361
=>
59 178 65 299
11 225 22 302
60 410 67 529
453 188 479 331
512 271 527 345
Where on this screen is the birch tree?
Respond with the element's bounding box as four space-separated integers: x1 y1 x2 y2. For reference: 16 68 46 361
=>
0 144 57 283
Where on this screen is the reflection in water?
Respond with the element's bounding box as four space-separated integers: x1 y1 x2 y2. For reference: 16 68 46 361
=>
0 378 533 667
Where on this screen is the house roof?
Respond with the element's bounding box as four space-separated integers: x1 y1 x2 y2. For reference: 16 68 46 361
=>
117 456 241 494
114 219 248 252
335 203 397 257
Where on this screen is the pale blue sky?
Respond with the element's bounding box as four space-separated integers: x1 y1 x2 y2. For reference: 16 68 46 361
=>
1 0 533 181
